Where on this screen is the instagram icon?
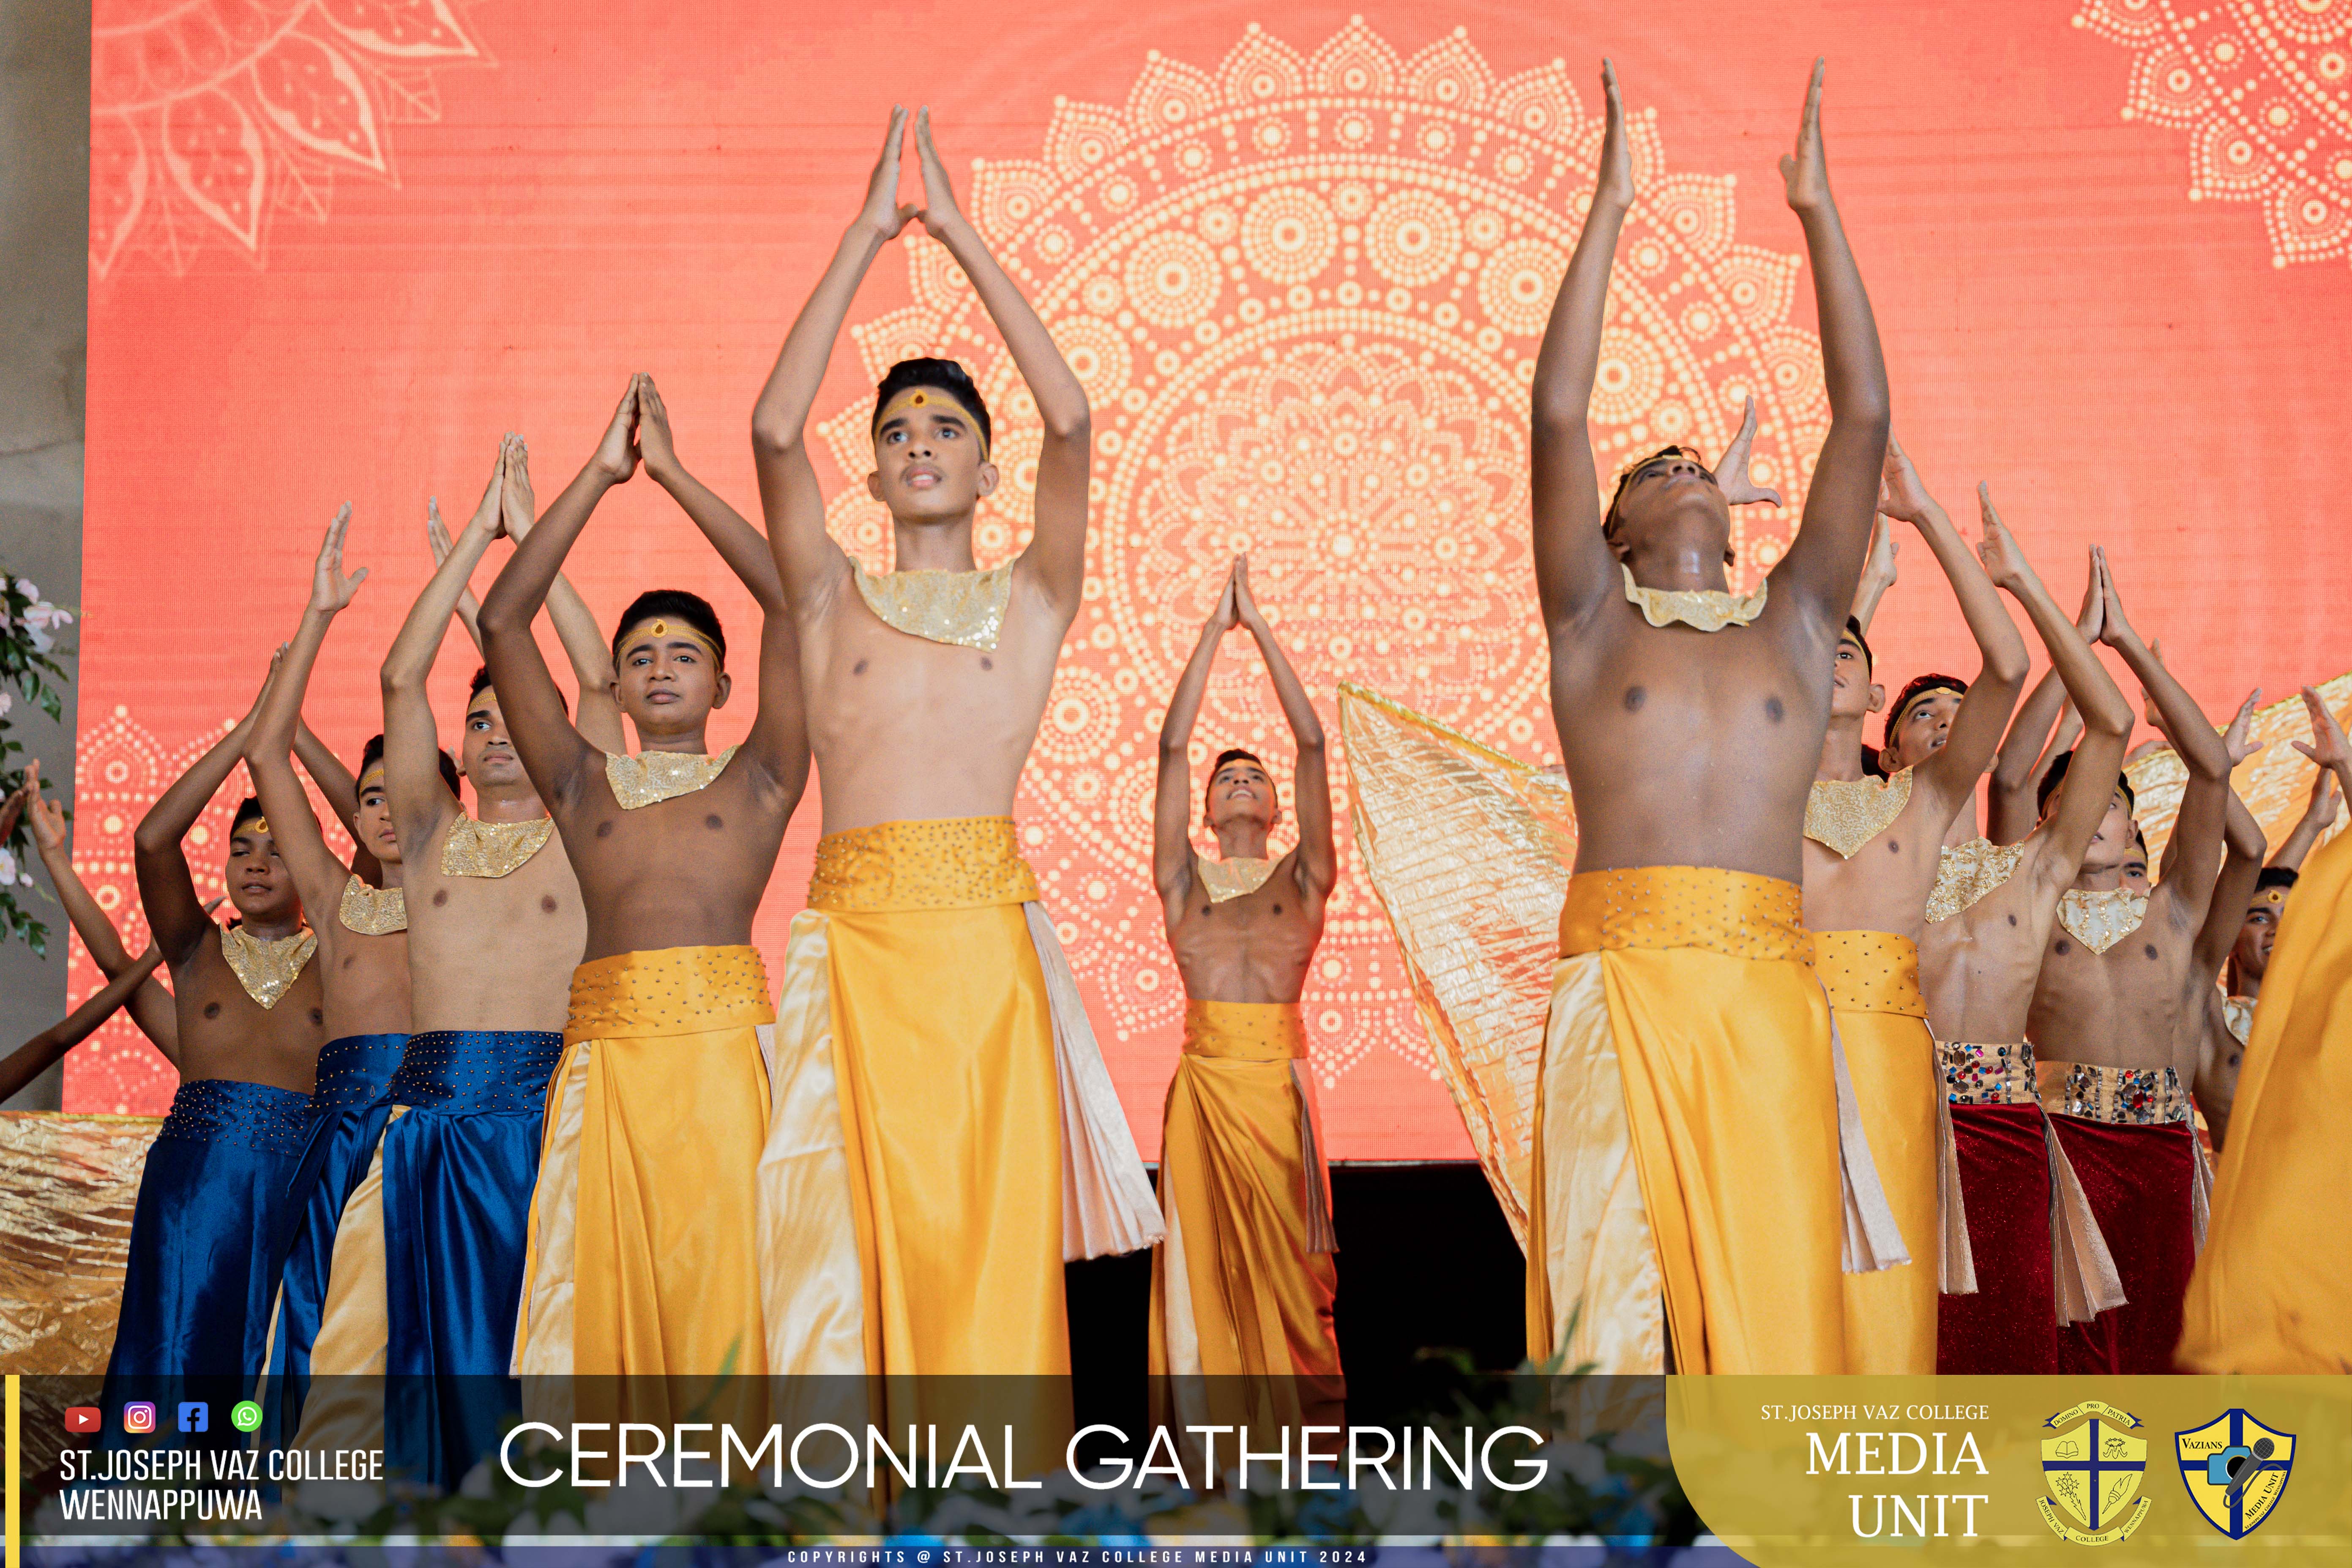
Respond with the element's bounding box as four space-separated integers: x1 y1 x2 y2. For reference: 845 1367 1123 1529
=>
121 1401 156 1434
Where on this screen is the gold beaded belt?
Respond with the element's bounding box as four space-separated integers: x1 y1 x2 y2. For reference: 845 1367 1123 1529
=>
808 816 1043 913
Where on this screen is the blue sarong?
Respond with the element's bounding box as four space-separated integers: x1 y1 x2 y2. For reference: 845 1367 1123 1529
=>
381 1029 564 1488
260 1033 406 1441
104 1079 315 1399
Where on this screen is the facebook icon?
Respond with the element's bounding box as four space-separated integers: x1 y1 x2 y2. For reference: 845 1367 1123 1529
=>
177 1401 208 1433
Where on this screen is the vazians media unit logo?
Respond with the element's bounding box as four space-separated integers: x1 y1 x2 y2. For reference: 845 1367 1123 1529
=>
2176 1409 2296 1539
2036 1399 2150 1546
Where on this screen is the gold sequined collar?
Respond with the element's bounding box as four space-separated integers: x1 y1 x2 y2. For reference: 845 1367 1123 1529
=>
851 558 1013 651
219 923 318 1010
604 745 740 810
1926 836 2029 924
441 814 556 879
2057 887 2149 955
1621 564 1768 632
1805 768 1914 859
1197 855 1278 903
2221 993 2254 1047
337 875 407 936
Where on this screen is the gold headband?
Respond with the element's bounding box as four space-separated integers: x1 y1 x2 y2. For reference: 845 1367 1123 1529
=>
233 815 270 839
2254 887 2288 908
876 386 989 459
617 616 721 665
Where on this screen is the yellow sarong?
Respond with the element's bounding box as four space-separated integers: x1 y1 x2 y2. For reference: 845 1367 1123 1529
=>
1150 999 1343 1446
762 817 1157 1481
1815 930 1940 1374
2177 826 2352 1372
512 945 774 1426
1528 867 1896 1374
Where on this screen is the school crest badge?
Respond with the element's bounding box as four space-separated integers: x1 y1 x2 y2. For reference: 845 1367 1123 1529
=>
2038 1399 2151 1545
2175 1410 2294 1539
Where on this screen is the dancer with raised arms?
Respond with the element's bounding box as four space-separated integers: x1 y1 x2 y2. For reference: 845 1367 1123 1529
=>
751 105 1156 1469
1523 60 1896 1375
483 377 807 1421
1149 555 1342 1451
1800 442 2029 1373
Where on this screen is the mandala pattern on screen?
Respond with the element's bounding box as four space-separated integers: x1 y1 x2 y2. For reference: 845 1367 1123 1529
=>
91 0 491 277
817 19 1829 1080
2076 0 2352 269
62 707 361 1115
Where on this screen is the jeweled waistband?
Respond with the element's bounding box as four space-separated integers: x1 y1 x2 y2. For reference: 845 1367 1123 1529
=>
1813 930 1927 1018
809 816 1042 914
391 1030 564 1115
157 1078 315 1156
1940 1040 2038 1106
1182 998 1308 1062
311 1033 408 1113
2038 1060 2193 1125
565 945 775 1044
1557 865 1810 963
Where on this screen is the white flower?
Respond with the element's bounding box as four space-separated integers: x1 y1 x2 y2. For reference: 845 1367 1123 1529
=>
0 691 11 716
0 848 16 885
24 601 71 630
11 579 36 602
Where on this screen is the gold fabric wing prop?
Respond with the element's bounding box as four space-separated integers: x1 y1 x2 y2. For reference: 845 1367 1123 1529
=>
0 1111 156 1374
1339 683 1575 1250
2127 673 2351 861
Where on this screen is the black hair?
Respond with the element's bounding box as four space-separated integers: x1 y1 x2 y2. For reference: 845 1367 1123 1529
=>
1841 616 1874 676
1205 748 1267 809
873 358 993 454
356 733 460 799
229 797 268 839
612 590 727 669
2037 748 2137 819
467 665 567 717
1601 445 1709 540
1884 673 1968 752
1860 742 1886 779
2254 866 2299 896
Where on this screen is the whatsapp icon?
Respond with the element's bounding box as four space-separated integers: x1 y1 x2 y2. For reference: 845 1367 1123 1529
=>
229 1401 263 1433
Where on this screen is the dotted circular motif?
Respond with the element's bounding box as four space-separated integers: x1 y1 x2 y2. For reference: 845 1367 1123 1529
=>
2076 0 2352 270
815 19 1827 1082
90 0 489 277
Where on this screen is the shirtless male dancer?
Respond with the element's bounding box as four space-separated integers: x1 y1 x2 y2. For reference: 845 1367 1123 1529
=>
1908 512 2132 1373
1801 443 2027 1374
112 660 324 1399
751 107 1156 1467
1150 555 1342 1450
486 377 806 1423
244 506 453 1438
284 439 626 1480
1524 61 1894 1374
2027 557 2248 1374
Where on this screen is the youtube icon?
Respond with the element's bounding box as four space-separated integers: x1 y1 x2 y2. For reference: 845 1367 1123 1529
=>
64 1407 101 1434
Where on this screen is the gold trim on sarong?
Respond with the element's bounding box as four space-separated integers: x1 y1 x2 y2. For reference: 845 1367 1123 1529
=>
759 819 1156 1478
514 945 774 1429
1150 998 1343 1456
851 558 1013 651
336 875 407 936
1806 770 1915 860
1814 931 1964 1373
1530 866 1893 1374
808 816 1042 911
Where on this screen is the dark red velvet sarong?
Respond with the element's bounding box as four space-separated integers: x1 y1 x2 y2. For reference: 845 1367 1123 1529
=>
1936 1102 2058 1373
2050 1115 2198 1374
